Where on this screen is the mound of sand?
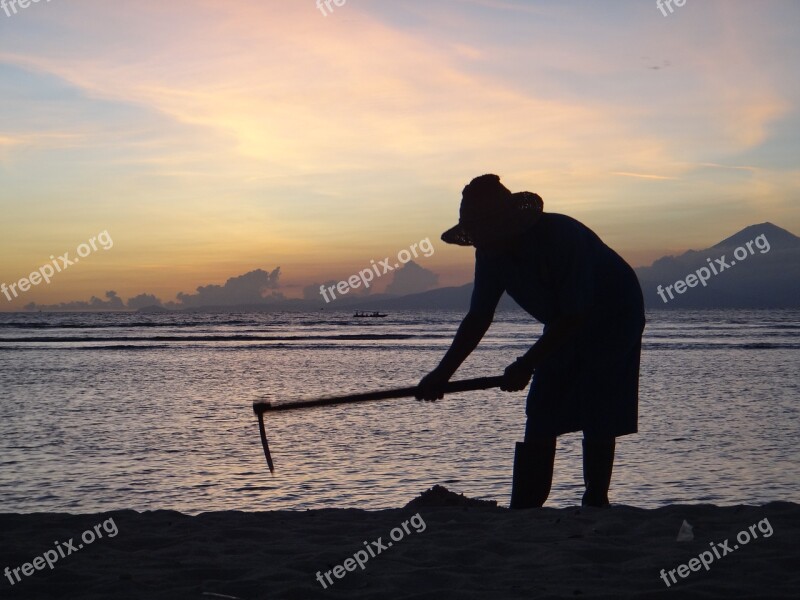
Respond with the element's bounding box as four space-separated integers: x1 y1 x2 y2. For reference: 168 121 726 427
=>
405 484 499 509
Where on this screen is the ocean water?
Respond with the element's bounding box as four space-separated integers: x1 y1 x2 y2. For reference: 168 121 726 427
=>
0 309 798 514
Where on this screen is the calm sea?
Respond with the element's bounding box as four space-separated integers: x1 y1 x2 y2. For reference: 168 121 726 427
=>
0 309 798 514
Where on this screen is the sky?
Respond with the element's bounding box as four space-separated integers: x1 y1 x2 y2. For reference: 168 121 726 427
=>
1 0 799 309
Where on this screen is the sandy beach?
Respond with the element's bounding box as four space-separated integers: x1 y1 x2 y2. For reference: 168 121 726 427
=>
1 488 797 600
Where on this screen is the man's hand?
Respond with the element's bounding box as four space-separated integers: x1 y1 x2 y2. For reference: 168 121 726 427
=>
415 368 450 401
501 357 534 392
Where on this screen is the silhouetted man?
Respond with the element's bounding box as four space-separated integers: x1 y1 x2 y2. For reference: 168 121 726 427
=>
416 174 645 508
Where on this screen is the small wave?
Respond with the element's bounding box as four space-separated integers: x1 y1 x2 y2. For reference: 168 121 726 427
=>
0 333 446 343
0 342 449 351
739 342 800 349
0 320 255 329
644 342 800 350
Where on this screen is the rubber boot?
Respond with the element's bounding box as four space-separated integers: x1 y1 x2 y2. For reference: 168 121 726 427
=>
581 437 615 507
509 439 556 509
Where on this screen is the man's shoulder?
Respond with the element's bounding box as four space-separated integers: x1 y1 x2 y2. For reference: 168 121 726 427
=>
540 213 585 229
538 213 603 239
529 214 612 258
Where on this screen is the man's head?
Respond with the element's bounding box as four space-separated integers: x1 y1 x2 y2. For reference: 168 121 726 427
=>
441 174 543 253
459 175 514 251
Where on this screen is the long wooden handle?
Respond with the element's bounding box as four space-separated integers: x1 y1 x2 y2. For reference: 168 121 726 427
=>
252 376 504 415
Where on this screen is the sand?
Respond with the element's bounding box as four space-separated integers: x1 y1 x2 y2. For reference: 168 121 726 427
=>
1 487 797 599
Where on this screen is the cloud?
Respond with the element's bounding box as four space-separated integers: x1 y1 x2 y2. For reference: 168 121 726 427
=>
21 269 284 311
174 268 282 308
611 172 677 181
24 290 125 312
126 293 163 310
385 260 439 296
303 281 334 301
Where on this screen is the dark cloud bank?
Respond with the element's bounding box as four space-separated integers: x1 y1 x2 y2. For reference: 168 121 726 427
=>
23 262 441 311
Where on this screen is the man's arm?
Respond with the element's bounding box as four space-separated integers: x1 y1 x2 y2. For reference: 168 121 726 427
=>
520 312 586 370
501 312 587 391
435 310 494 378
417 249 504 400
416 310 494 400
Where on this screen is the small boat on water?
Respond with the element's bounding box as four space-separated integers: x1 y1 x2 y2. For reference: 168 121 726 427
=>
353 310 388 318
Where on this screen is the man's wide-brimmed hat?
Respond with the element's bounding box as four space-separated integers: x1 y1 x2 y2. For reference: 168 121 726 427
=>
441 174 544 246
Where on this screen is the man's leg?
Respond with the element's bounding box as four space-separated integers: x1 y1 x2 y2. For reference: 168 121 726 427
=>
581 435 615 507
510 436 556 509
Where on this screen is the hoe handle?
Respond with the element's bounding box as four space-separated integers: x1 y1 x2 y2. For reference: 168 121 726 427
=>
252 376 504 415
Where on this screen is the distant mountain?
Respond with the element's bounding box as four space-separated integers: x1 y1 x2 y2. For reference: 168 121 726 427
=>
636 222 800 308
364 222 800 311
712 222 800 251
351 282 528 312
